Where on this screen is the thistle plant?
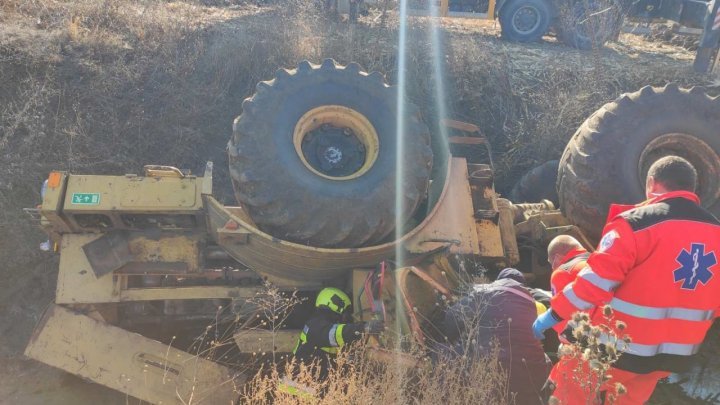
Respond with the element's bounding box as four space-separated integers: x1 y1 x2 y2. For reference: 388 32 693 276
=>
550 305 631 404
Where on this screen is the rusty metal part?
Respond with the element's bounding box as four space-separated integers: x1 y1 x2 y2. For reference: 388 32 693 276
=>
204 246 234 262
394 262 460 346
83 231 134 277
511 200 556 224
443 119 482 133
513 209 595 279
82 231 201 277
143 165 187 178
514 210 594 251
497 198 520 265
445 119 495 169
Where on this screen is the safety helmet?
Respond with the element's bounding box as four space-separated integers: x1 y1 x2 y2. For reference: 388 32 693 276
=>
315 287 351 315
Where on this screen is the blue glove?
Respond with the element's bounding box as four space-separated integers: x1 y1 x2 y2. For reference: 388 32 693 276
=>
532 310 559 340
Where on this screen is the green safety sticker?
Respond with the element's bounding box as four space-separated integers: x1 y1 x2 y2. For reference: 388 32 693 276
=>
71 193 101 205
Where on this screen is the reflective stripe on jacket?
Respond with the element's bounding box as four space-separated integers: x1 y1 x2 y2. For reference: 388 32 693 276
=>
291 308 366 378
293 323 347 355
550 248 589 334
551 191 720 373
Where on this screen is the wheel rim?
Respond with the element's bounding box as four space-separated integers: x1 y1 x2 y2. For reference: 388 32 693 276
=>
512 5 541 35
638 134 720 207
293 105 380 180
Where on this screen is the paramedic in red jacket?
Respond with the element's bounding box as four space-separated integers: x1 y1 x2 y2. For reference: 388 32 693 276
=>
548 235 590 298
533 156 720 404
547 235 590 336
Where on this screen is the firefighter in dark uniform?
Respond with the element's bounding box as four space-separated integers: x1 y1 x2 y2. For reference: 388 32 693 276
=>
280 287 383 397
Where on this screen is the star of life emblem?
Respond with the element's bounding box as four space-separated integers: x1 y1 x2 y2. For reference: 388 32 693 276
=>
598 230 619 253
673 243 716 290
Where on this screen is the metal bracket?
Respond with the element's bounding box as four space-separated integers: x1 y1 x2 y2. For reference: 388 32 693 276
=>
82 231 133 278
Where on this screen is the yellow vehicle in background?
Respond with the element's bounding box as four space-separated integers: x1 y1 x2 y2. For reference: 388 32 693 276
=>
407 0 720 71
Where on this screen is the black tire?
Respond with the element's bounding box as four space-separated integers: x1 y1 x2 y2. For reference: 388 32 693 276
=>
558 84 720 241
499 0 552 43
510 160 559 205
228 59 433 248
556 0 622 50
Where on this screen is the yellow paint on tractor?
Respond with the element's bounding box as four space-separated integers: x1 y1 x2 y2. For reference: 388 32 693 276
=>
25 123 581 404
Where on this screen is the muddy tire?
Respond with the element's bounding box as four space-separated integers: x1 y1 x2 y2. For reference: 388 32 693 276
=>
228 59 433 248
510 160 559 205
499 0 552 42
558 84 720 241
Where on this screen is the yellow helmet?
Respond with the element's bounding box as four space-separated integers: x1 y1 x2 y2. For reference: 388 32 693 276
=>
315 287 351 315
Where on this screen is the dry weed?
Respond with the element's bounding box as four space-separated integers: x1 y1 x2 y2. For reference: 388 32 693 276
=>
550 307 631 404
239 333 510 404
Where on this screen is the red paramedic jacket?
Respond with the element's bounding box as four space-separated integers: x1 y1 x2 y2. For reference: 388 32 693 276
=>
550 191 720 374
550 248 590 334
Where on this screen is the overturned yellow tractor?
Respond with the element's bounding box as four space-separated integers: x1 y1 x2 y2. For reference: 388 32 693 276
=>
24 60 720 404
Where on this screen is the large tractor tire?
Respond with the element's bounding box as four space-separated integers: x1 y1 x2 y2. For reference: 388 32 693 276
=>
499 0 552 43
556 0 622 50
558 84 720 241
228 59 433 248
510 160 559 205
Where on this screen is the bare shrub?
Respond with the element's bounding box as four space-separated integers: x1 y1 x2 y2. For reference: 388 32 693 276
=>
550 307 631 404
239 335 509 404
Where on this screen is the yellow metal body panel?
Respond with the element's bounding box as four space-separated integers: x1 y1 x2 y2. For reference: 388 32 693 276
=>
128 234 201 272
25 305 242 405
119 286 262 301
487 0 497 19
475 186 505 260
46 157 510 290
403 157 481 255
56 233 262 303
62 175 201 212
57 234 118 304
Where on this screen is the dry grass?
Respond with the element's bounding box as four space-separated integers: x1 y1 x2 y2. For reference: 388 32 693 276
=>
239 344 509 404
233 280 512 405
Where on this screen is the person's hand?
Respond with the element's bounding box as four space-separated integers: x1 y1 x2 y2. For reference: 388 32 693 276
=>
364 319 385 335
532 310 559 340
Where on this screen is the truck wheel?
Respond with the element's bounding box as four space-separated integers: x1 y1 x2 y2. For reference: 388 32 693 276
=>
499 0 552 42
228 59 433 248
510 160 559 205
558 84 720 241
557 0 621 50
